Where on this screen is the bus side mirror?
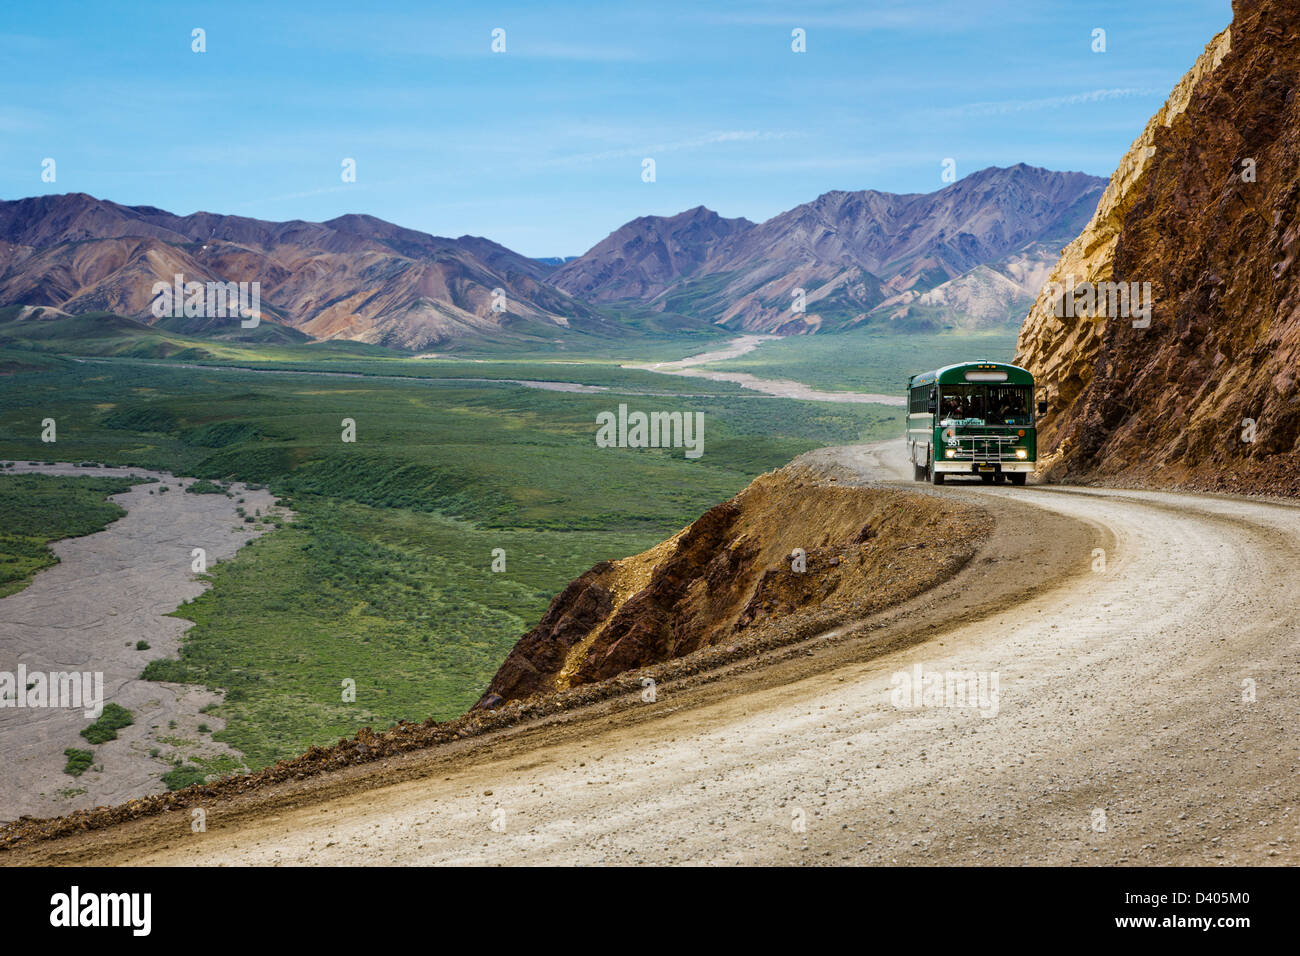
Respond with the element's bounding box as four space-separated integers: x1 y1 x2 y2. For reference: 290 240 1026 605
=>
927 399 937 414
1037 401 1048 415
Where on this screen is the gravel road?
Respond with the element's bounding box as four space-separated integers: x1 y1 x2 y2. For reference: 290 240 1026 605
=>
7 442 1299 865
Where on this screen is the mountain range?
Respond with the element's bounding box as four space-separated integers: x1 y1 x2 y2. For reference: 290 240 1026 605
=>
0 164 1105 349
0 195 625 348
553 164 1104 334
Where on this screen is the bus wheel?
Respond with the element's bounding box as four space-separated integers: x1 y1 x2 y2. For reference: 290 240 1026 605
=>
929 466 945 486
1009 473 1027 486
914 462 927 482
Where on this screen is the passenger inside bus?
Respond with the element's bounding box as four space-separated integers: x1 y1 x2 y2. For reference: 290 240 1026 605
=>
939 385 1031 425
943 394 985 422
990 387 1031 424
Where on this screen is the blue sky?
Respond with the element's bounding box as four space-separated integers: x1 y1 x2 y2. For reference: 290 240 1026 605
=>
0 0 1231 257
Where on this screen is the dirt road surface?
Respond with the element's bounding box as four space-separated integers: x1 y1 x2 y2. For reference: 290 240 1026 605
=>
7 442 1299 865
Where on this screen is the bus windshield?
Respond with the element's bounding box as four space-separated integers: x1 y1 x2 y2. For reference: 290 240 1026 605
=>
939 385 1032 426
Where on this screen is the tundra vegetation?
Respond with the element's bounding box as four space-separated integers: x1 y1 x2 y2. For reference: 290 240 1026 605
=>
61 748 94 777
79 703 135 745
0 473 138 596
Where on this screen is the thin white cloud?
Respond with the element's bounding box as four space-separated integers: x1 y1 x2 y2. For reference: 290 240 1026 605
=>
0 105 45 133
235 184 371 207
548 130 801 166
516 42 651 62
734 151 934 173
935 88 1163 117
697 0 1018 31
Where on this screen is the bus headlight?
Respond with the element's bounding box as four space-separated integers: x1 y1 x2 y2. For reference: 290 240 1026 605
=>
1015 449 1028 459
945 449 957 459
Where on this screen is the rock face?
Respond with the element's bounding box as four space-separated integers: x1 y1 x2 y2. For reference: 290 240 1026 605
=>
476 469 990 706
0 195 610 349
1017 0 1300 493
554 165 1105 333
1015 26 1233 472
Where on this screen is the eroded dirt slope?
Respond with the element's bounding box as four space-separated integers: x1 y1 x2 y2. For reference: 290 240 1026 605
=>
477 468 990 707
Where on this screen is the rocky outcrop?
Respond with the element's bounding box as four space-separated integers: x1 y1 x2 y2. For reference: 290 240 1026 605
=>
476 469 990 707
1017 0 1300 494
1015 28 1232 470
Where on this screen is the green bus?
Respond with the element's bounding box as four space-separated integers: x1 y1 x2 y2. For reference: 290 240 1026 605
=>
906 361 1045 486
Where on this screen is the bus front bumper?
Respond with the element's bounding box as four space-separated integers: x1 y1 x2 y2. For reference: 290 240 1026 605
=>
934 461 1035 474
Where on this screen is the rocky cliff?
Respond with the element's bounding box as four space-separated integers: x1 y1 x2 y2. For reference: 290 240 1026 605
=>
1017 0 1300 493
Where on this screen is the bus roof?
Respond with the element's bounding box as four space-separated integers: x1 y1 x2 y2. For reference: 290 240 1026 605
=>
907 361 1034 388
